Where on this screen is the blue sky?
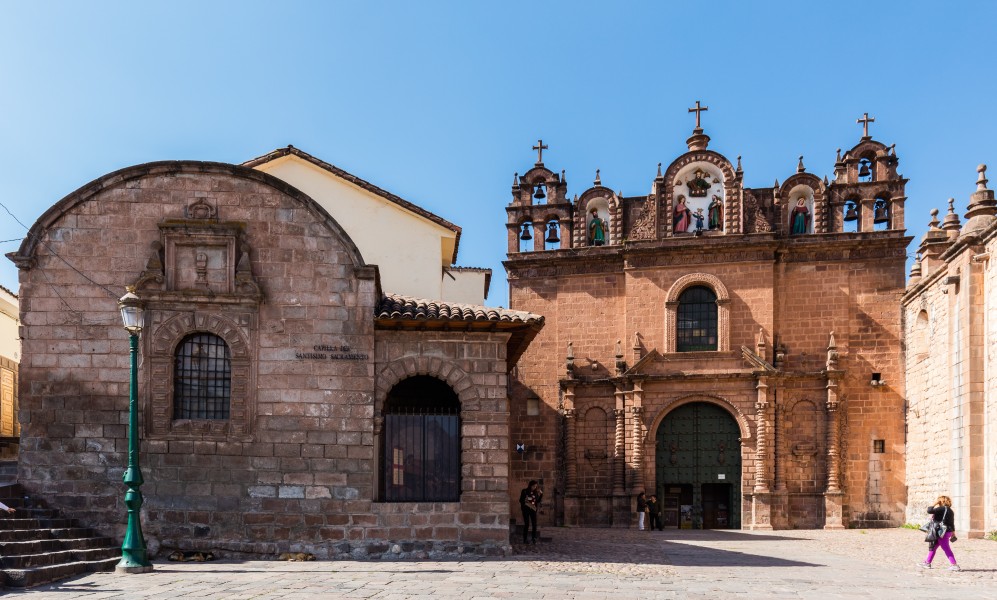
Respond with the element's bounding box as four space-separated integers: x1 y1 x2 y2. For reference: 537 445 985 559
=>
2 1 995 305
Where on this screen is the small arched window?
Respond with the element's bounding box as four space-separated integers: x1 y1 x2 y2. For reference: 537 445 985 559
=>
383 376 460 502
677 286 718 352
173 333 231 420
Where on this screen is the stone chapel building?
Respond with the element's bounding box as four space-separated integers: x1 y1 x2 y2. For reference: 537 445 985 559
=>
9 149 542 558
903 165 997 537
505 110 911 530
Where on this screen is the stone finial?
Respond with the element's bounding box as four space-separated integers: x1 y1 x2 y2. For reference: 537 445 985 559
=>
656 163 663 179
615 339 626 374
561 169 566 185
823 175 830 186
797 155 805 173
942 197 961 233
566 341 575 377
909 252 923 281
774 178 780 189
594 169 601 186
513 172 520 190
755 327 766 361
736 155 743 174
928 208 940 229
963 163 997 235
835 148 842 163
889 144 896 157
826 331 839 370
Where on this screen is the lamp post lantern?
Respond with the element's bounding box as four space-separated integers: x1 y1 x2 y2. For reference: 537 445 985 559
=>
116 287 152 573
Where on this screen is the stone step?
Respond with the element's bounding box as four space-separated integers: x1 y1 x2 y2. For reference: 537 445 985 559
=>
0 518 76 530
0 545 121 569
0 536 116 556
0 556 119 588
0 527 96 543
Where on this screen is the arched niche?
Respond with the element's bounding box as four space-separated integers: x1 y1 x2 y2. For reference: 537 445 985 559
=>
787 184 815 235
671 162 726 234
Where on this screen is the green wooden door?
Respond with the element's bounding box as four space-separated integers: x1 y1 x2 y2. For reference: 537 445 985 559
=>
656 402 740 529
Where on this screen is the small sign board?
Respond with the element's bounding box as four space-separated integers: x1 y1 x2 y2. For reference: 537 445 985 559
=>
717 473 726 480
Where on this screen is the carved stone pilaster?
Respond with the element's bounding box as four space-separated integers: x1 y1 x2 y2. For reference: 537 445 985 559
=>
825 375 843 493
564 408 577 496
824 373 845 530
753 378 771 493
631 406 644 493
612 404 626 496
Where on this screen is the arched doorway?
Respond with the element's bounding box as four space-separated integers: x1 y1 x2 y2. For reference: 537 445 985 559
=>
655 402 741 529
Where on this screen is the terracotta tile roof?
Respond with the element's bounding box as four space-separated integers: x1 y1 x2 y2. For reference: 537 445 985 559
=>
376 294 542 325
243 146 461 264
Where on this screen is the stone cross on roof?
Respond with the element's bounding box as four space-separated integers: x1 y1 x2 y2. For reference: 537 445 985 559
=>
532 139 548 165
688 100 708 131
857 112 876 139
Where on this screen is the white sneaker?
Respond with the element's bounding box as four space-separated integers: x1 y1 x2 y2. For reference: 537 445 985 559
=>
918 562 931 569
948 565 961 571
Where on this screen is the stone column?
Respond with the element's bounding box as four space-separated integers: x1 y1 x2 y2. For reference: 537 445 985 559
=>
613 396 626 496
750 377 773 530
563 401 577 496
631 406 644 493
824 374 845 529
754 378 771 493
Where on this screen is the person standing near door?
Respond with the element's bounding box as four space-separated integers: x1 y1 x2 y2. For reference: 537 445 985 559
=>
647 494 662 531
519 480 543 544
636 492 647 531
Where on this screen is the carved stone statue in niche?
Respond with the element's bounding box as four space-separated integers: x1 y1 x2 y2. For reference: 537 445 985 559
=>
674 196 692 233
687 169 711 197
791 197 811 235
708 195 723 230
588 208 606 246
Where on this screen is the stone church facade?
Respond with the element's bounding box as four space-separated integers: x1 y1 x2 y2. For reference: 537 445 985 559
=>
903 165 997 537
10 158 542 558
505 112 911 530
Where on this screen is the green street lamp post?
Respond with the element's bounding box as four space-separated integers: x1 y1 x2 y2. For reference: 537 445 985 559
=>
115 288 153 574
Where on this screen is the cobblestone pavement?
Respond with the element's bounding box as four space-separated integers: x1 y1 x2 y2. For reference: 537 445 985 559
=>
10 527 997 599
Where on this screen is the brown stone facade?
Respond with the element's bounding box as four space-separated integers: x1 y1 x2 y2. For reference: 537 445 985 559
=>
9 161 541 558
903 166 997 537
506 130 910 530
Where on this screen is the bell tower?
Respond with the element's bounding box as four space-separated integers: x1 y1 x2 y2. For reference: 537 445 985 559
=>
827 113 907 233
506 140 573 253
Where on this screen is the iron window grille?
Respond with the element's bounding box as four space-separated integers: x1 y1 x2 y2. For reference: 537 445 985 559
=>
677 286 718 352
173 333 232 420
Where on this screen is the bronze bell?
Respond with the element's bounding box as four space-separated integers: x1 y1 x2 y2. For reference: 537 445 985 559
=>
858 161 871 178
874 201 889 224
520 223 533 241
844 203 858 222
545 222 560 244
533 184 546 200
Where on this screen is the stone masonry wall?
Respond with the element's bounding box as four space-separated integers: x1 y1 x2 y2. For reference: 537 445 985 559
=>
16 164 514 558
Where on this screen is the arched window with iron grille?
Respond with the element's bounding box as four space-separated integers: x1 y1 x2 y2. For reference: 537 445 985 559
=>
676 286 718 352
173 333 231 420
382 376 460 502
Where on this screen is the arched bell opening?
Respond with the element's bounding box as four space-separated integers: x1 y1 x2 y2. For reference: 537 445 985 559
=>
857 158 874 182
655 402 742 529
842 199 860 233
544 218 561 250
873 197 890 231
518 220 534 252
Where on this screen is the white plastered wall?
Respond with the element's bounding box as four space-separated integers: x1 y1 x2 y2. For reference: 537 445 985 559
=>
254 156 457 301
0 288 19 363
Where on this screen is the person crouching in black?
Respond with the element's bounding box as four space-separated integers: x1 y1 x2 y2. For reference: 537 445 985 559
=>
519 480 543 544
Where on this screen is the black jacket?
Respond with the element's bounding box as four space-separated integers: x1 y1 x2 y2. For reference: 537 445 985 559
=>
927 505 955 532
